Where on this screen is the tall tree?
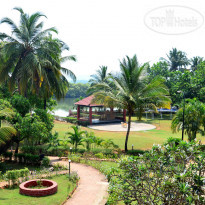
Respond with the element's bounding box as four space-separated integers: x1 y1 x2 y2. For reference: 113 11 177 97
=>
38 35 76 108
161 48 189 71
89 66 110 86
190 56 203 71
171 98 205 141
92 55 170 151
0 7 76 99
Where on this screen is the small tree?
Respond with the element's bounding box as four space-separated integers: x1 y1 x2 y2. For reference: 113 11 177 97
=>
83 131 95 150
66 125 85 150
14 113 48 153
171 98 205 141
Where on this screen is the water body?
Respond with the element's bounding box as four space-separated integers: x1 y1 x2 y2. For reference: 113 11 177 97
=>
53 98 77 117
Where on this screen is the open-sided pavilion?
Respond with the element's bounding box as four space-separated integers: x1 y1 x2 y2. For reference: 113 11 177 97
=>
75 95 126 125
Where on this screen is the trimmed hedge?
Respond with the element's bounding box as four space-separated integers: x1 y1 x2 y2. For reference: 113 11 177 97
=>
65 117 77 124
77 120 90 127
14 153 40 165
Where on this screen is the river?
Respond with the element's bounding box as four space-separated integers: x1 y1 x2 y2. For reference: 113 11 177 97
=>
53 98 77 117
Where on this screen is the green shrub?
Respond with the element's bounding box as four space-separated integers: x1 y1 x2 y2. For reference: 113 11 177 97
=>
65 117 77 124
15 153 40 165
67 171 79 183
95 153 105 159
92 114 101 119
53 163 68 171
126 149 147 156
47 145 66 156
41 157 50 167
4 168 29 187
21 145 37 154
76 149 86 154
21 145 48 155
108 140 205 205
68 154 81 163
77 120 90 127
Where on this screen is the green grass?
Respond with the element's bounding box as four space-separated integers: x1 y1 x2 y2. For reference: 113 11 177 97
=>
53 117 205 150
0 174 75 205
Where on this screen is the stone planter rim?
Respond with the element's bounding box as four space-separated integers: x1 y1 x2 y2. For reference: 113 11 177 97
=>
19 179 58 196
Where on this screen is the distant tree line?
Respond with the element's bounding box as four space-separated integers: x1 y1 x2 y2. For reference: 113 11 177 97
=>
65 83 90 98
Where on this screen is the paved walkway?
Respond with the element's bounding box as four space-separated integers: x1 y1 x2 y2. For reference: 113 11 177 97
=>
88 122 156 132
49 157 109 205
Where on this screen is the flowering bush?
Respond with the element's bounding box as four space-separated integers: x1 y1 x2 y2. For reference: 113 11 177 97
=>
108 139 205 205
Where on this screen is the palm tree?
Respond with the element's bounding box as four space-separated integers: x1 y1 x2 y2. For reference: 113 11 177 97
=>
89 66 110 86
83 131 95 150
101 139 119 150
66 125 85 150
0 7 75 97
135 76 170 120
38 35 76 109
161 48 189 71
190 56 203 71
92 55 170 151
171 99 205 141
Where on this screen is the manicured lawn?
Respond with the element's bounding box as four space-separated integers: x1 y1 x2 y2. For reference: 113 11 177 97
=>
53 118 205 150
0 174 75 205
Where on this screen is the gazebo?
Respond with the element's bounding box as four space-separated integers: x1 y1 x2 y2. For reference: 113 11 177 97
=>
75 95 126 125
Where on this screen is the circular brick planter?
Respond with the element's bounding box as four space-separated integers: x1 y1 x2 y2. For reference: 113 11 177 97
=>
19 179 58 197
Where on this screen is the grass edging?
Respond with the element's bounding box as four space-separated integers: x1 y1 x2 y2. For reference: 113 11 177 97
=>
61 179 79 205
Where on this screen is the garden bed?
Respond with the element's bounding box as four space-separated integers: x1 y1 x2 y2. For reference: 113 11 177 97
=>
19 179 57 197
0 175 76 205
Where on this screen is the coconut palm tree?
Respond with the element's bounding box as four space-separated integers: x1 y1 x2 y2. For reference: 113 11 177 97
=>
92 55 170 151
66 125 86 150
161 48 189 71
135 76 171 120
171 98 205 141
83 131 95 150
38 35 76 109
190 56 203 71
89 66 110 86
0 7 75 97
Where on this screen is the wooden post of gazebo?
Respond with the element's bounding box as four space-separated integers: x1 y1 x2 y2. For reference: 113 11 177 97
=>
77 105 80 121
89 107 92 125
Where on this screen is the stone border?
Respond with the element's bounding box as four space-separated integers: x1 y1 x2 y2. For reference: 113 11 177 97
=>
19 179 57 197
88 122 156 132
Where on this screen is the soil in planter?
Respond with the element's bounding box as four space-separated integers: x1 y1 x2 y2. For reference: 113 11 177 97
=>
29 185 48 189
29 181 49 189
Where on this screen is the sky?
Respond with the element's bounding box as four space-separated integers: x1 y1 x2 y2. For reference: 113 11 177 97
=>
0 0 205 81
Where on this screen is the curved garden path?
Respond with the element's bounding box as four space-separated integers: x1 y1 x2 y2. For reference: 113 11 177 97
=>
49 157 109 205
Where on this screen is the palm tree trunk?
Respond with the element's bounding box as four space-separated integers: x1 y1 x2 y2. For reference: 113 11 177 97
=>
137 106 143 121
125 113 131 152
